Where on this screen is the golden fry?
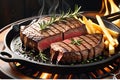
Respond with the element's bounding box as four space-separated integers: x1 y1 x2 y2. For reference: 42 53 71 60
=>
96 15 115 46
88 19 95 33
91 22 102 32
107 28 119 37
114 38 119 47
104 40 109 48
79 15 119 56
82 16 92 34
109 43 115 55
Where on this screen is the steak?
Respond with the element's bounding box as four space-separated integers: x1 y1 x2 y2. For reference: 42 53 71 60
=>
50 34 104 64
20 17 87 51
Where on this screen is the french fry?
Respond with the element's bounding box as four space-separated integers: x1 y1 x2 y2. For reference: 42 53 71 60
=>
114 38 119 47
104 40 109 48
96 15 115 46
88 19 95 33
91 20 119 37
95 30 102 33
112 20 120 27
103 34 107 40
109 43 115 55
82 16 92 34
91 22 102 32
107 28 119 37
79 15 119 56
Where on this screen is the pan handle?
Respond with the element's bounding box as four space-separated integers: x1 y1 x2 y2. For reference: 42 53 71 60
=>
102 11 120 22
0 51 27 63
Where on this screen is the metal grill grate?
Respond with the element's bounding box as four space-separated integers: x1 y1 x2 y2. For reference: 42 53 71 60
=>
13 58 120 79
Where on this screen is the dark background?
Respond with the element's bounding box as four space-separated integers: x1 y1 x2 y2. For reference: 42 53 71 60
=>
0 0 119 29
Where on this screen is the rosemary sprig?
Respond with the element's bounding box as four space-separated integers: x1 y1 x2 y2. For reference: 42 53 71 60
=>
57 5 81 20
37 51 48 62
38 5 81 30
71 38 82 46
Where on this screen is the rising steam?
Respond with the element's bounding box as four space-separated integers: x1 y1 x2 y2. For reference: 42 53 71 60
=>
37 0 70 15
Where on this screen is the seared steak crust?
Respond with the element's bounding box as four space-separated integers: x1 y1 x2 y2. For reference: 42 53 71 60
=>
50 34 104 64
20 17 87 51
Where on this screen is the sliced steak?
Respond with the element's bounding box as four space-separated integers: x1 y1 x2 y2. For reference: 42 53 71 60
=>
50 34 104 64
20 17 87 51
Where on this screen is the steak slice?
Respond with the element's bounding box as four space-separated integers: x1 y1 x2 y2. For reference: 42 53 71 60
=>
50 34 104 64
20 17 87 51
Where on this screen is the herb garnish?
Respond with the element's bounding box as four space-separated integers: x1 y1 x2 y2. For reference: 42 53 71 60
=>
38 5 81 30
35 51 48 62
71 38 82 46
38 15 56 30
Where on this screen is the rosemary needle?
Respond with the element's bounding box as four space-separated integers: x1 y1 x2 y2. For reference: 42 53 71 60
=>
39 51 48 62
71 38 82 46
38 5 81 30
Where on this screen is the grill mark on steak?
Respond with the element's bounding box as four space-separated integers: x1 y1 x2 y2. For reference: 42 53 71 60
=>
85 35 103 58
74 46 83 61
67 18 82 28
48 26 59 34
42 31 49 37
49 29 57 34
58 22 72 31
50 34 104 64
85 35 99 58
79 36 96 60
21 17 87 51
61 20 74 29
78 37 90 60
77 39 89 61
77 37 90 49
62 41 76 51
46 29 55 35
65 18 78 28
79 37 91 59
79 36 94 47
30 26 40 34
57 43 69 52
54 22 68 32
55 22 67 31
50 24 62 33
61 42 75 51
69 37 84 61
50 24 61 34
86 35 98 44
43 30 50 36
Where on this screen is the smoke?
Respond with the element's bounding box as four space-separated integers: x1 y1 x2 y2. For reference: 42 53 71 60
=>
48 0 59 14
38 0 45 16
37 0 70 15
